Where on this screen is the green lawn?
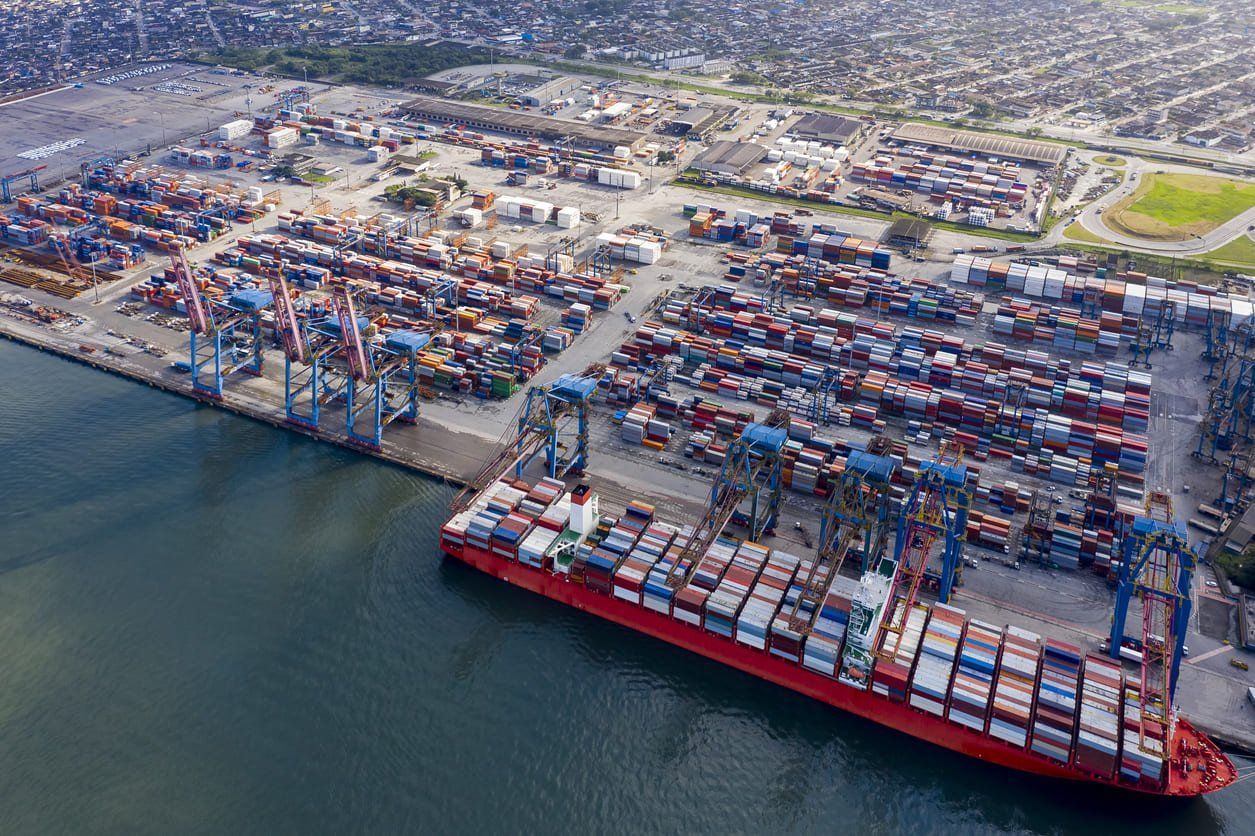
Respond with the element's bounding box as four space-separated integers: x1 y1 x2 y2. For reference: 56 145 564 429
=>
1108 173 1255 241
1062 222 1113 245
1093 155 1126 167
1202 235 1255 271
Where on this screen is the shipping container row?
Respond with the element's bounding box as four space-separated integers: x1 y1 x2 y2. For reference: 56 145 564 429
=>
615 317 1151 474
953 257 1255 328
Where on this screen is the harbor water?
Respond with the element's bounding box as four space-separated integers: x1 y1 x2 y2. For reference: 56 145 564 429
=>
1 339 1252 834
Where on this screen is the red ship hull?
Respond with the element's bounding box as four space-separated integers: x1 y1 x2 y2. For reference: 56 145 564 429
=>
442 539 1237 797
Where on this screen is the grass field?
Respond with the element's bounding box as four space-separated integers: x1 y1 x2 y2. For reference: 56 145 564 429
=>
1202 235 1255 272
1094 155 1126 167
1062 222 1113 245
1107 173 1255 241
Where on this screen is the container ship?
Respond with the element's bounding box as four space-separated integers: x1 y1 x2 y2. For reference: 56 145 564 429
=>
440 475 1237 797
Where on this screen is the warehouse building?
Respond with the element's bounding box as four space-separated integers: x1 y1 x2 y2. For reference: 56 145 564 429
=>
891 123 1068 166
690 141 767 176
884 218 933 249
669 106 730 138
401 96 646 151
790 113 863 145
518 76 582 107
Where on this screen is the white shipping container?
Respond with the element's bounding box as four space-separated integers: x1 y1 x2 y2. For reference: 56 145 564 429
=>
266 127 298 148
218 119 253 141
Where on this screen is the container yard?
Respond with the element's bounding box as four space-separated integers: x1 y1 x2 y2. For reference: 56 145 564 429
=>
1 76 1253 805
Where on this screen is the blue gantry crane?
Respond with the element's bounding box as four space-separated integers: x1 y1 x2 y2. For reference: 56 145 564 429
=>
511 371 599 479
268 274 342 430
1129 300 1176 369
1108 490 1196 749
171 248 272 399
781 436 899 636
810 364 848 425
325 283 438 450
875 442 971 662
1 164 45 202
1203 308 1231 382
665 410 791 589
994 379 1028 442
449 365 605 514
819 436 899 574
1195 322 1255 465
79 155 114 187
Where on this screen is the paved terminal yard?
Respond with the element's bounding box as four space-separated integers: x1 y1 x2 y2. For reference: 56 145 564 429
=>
0 60 402 183
2 76 1254 754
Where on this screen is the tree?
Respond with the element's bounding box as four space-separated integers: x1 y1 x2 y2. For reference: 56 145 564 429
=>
1221 546 1255 591
969 100 997 120
730 70 768 86
564 45 586 60
656 150 676 164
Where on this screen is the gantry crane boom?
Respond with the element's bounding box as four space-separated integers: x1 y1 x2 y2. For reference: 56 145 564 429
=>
267 274 306 364
170 247 212 335
332 284 370 380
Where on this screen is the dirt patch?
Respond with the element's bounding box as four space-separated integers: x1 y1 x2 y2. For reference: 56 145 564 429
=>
1197 594 1234 641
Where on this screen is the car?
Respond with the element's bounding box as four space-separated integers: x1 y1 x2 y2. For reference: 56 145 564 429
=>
1206 580 1219 588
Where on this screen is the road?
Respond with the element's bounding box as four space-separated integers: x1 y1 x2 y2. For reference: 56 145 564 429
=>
1069 157 1255 255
